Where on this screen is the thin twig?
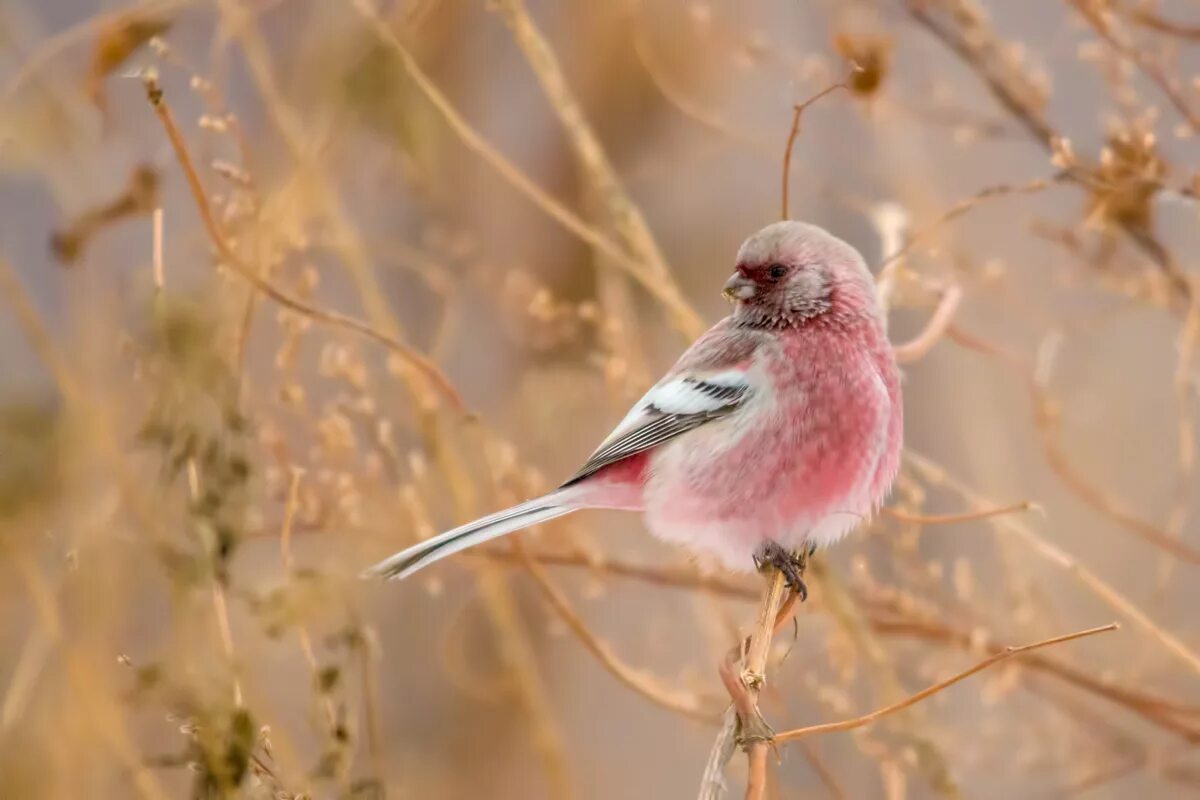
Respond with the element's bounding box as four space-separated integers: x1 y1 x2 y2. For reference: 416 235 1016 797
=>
797 740 851 800
2 0 197 101
151 207 164 291
781 83 848 220
142 72 470 416
1067 0 1200 134
882 500 1034 526
812 561 961 798
491 0 704 338
480 548 758 599
948 323 1200 567
279 470 340 736
892 285 963 364
877 177 1058 275
349 0 704 339
13 557 171 800
865 613 1200 743
902 0 1191 297
905 449 1200 676
516 542 720 722
186 460 244 708
1116 1 1200 41
776 623 1119 742
1034 390 1200 567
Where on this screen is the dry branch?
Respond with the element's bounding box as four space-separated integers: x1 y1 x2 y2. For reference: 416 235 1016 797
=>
698 570 799 800
517 543 720 722
905 449 1200 676
775 623 1119 742
490 0 705 338
1067 0 1200 134
892 285 963 364
781 83 848 220
350 0 704 339
882 500 1034 526
902 0 1192 300
141 72 469 415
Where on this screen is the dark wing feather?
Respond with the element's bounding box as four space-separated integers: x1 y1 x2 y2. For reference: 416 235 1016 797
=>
560 378 749 486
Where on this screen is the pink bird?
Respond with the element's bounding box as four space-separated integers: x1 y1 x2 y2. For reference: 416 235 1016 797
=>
366 221 902 594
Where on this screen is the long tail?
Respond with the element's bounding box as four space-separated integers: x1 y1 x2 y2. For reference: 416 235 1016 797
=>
364 494 577 580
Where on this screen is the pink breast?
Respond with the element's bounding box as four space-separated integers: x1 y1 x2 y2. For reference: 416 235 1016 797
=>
653 327 895 534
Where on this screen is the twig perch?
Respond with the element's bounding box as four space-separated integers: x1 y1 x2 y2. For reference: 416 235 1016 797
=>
698 567 799 800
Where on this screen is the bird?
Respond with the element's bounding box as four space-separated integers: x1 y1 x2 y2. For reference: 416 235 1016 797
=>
365 220 902 594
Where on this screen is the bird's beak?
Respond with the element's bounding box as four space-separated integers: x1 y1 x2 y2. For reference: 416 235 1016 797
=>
722 272 756 301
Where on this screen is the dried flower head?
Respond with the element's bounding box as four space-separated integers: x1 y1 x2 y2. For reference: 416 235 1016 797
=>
834 32 893 96
1086 124 1166 230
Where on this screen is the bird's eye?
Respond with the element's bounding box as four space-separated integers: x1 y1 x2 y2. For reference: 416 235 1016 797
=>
768 263 788 280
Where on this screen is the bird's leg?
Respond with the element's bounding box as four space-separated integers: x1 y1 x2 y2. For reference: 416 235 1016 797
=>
753 540 809 601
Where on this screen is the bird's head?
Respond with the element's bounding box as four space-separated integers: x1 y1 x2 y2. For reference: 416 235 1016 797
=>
724 221 878 328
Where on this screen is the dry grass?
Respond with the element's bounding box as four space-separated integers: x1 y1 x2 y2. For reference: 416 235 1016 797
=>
1 0 1199 798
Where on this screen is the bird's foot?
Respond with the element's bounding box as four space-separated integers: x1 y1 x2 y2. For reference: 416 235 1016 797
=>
753 541 809 601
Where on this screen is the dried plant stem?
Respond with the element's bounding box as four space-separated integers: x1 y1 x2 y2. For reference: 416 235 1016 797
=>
905 449 1200 676
1034 395 1200 567
961 322 1200 568
354 621 386 791
741 571 789 800
903 0 1190 294
954 322 1200 568
631 25 776 157
781 84 847 221
350 0 704 338
893 285 963 364
1160 291 1200 587
0 257 177 553
0 257 80 401
698 707 740 800
0 623 50 732
475 567 576 799
867 612 1200 742
1067 0 1200 134
278 471 340 738
434 440 575 798
142 74 469 415
217 0 422 387
1 0 197 101
187 461 245 708
14 557 171 800
796 740 851 800
517 542 719 721
481 549 758 599
1118 2 1200 40
775 623 1119 742
902 1 1055 147
813 562 961 797
491 0 704 338
882 500 1033 526
699 569 792 800
877 177 1057 275
151 207 164 290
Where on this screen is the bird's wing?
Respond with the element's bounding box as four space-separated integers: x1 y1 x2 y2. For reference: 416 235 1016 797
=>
561 322 760 486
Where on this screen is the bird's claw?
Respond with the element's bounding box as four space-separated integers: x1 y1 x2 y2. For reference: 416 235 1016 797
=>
753 541 809 601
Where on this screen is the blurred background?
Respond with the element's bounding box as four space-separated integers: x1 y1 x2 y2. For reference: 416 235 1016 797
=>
2 0 1200 797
